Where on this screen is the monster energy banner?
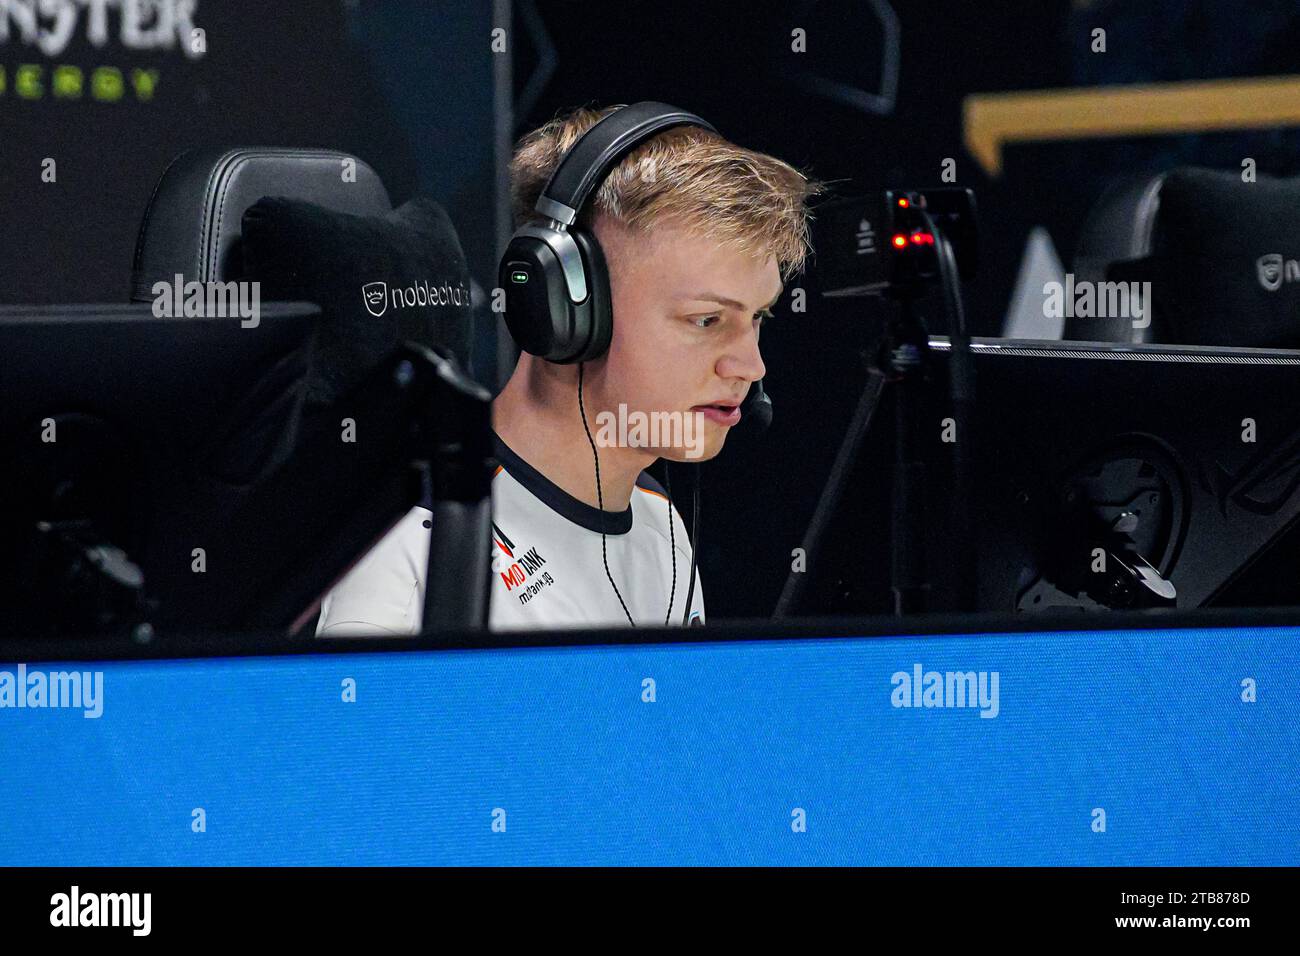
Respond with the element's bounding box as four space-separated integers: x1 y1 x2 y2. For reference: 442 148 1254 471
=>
0 0 203 102
0 0 414 305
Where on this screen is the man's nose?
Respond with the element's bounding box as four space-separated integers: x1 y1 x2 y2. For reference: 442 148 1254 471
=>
722 325 766 384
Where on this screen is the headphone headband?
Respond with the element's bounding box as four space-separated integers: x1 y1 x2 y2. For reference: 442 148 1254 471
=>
535 102 719 227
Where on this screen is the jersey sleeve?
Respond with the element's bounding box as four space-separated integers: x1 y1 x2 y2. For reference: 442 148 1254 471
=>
316 505 431 637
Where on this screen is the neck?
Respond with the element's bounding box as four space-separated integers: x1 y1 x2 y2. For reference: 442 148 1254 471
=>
491 356 655 511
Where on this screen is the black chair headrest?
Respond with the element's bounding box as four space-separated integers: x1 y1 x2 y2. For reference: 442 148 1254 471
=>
1073 166 1300 348
130 147 392 302
1068 172 1166 343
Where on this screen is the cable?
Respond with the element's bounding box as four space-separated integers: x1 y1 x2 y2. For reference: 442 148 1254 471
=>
920 208 978 613
663 465 677 626
577 361 636 626
681 463 700 625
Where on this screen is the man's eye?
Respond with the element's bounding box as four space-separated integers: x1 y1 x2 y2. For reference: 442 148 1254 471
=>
691 310 773 330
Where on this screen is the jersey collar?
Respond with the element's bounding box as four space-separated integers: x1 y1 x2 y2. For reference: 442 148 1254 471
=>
491 429 634 535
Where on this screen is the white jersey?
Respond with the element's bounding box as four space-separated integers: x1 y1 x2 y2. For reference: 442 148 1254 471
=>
316 430 704 635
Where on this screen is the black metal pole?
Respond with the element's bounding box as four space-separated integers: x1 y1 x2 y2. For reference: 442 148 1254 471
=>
889 300 931 615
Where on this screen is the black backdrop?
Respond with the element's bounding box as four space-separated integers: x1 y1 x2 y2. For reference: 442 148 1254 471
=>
7 0 1300 620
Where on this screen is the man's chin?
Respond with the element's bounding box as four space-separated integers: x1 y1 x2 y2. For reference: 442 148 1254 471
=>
656 438 726 463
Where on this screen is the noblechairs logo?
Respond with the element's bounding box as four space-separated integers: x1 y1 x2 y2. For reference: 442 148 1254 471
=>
362 281 388 317
1256 253 1299 291
362 278 470 318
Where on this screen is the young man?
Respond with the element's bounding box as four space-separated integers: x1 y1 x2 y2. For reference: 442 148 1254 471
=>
316 104 822 634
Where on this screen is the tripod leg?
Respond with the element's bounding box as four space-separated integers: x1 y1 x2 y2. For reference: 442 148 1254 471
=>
892 367 929 615
773 370 886 618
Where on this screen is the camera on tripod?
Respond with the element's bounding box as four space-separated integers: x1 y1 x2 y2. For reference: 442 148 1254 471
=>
815 187 978 298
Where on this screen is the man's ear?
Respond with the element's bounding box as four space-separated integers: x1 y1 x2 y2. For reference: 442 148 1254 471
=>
589 212 641 277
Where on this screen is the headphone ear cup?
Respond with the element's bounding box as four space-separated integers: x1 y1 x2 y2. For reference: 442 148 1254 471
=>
568 228 614 363
499 228 612 364
501 233 573 360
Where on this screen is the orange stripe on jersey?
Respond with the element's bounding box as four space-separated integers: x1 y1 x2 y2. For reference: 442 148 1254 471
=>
493 464 504 477
637 485 669 503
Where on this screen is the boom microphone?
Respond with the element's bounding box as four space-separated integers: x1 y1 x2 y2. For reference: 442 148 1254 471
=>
741 379 773 433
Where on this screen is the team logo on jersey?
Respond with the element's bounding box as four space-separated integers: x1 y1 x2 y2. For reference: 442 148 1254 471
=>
689 610 704 627
491 521 515 560
492 522 554 604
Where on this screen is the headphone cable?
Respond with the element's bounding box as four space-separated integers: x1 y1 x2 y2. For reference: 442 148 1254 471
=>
663 466 678 626
681 463 700 625
577 362 636 626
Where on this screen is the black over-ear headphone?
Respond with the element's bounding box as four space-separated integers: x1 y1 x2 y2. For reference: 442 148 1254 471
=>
498 102 770 625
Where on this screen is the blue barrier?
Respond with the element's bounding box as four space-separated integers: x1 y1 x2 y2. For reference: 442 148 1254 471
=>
0 625 1295 865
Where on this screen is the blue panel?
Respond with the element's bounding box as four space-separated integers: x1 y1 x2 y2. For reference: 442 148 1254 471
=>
0 627 1295 865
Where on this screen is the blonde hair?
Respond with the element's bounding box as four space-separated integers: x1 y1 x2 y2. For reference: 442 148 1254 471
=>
510 104 826 282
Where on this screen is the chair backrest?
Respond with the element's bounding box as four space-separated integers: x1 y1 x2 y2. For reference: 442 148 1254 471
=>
1067 171 1166 343
130 147 392 301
